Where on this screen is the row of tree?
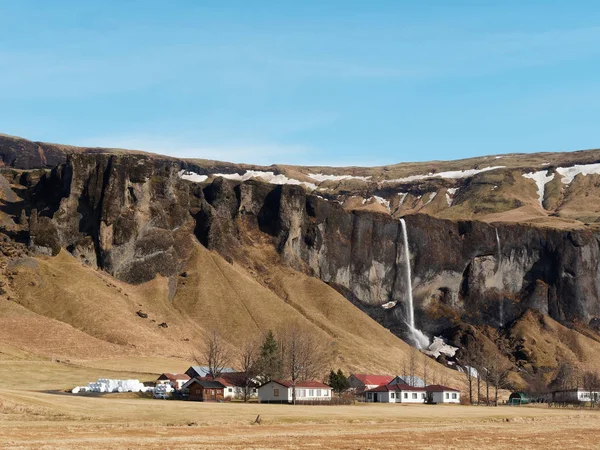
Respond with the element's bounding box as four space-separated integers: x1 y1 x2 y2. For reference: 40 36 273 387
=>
200 324 330 403
457 335 513 406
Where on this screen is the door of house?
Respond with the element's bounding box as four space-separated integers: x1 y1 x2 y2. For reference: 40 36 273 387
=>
373 393 379 403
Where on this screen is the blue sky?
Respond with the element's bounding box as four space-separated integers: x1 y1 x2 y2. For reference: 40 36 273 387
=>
2 1 600 166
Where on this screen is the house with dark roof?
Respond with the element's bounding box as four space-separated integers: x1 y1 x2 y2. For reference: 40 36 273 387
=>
425 385 461 404
181 378 226 402
156 373 190 390
348 374 394 393
364 383 427 403
258 380 332 403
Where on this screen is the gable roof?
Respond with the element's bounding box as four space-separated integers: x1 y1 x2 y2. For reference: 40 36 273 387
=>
424 384 460 392
157 373 190 382
264 380 330 389
351 374 394 386
185 366 236 377
365 383 427 393
182 377 226 389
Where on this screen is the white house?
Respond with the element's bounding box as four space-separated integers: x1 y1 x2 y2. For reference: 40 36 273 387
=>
215 374 258 400
364 383 427 403
258 380 332 403
552 389 600 403
348 374 393 394
156 373 190 390
425 385 461 404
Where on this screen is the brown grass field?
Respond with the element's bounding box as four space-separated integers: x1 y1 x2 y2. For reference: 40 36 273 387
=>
2 387 600 449
0 359 598 449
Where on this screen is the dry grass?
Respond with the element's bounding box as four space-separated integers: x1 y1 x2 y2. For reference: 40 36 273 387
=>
1 387 600 449
4 242 461 385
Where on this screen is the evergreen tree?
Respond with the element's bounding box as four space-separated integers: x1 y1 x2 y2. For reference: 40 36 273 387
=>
257 330 282 382
329 369 350 397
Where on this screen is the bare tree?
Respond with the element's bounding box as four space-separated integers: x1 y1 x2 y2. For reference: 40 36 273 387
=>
422 353 430 386
238 338 260 402
201 329 233 378
457 337 484 405
409 347 418 387
550 362 579 393
280 323 329 405
484 350 512 406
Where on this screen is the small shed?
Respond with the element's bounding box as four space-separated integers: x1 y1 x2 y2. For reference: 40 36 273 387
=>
183 378 225 402
508 392 529 405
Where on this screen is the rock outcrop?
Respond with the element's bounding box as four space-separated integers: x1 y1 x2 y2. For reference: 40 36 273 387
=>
21 152 600 341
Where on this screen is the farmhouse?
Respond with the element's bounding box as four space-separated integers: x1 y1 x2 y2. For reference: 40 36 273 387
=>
364 383 427 403
348 374 393 393
216 373 258 400
258 380 332 403
182 378 225 402
156 373 190 390
551 388 600 403
425 385 461 404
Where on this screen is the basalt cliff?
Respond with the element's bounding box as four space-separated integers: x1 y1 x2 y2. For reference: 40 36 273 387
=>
2 133 600 384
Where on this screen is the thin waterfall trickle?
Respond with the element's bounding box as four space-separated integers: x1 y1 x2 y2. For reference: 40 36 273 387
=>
399 218 430 349
495 228 502 269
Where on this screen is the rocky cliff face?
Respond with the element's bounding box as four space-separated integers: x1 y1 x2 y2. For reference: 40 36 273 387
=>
23 153 600 342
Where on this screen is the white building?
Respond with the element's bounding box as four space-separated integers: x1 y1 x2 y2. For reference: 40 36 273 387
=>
258 380 332 403
425 385 461 404
552 389 600 403
156 373 190 390
364 383 427 403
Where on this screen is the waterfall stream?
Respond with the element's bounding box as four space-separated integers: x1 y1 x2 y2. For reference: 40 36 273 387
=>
400 218 429 349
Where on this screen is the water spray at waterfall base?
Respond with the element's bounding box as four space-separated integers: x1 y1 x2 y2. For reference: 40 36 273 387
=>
399 218 430 349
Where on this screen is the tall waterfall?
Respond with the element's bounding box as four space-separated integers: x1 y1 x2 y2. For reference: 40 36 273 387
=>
399 218 429 349
495 228 502 268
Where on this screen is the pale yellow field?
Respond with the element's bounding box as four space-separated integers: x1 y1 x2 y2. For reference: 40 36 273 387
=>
0 359 598 449
1 390 600 449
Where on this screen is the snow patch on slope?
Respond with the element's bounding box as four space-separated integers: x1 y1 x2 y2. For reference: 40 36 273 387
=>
423 192 437 206
214 170 317 190
383 166 505 183
178 170 208 183
556 163 600 185
308 173 371 182
445 187 459 206
523 170 554 207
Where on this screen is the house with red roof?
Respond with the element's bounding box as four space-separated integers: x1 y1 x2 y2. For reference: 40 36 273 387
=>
364 383 427 403
156 373 190 390
258 380 332 403
348 374 394 394
425 385 461 404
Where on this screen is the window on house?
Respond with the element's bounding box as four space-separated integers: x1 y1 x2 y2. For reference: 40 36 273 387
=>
422 393 426 399
274 388 279 397
412 393 417 399
228 388 232 392
324 390 329 396
368 393 372 399
391 393 395 399
316 389 321 396
404 393 408 399
297 389 305 397
309 389 314 396
445 393 449 399
452 393 457 399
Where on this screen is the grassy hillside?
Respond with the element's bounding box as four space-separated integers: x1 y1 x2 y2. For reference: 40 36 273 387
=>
4 242 463 388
